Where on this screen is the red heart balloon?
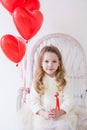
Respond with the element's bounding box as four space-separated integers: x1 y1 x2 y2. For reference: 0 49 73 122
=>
12 7 43 40
23 0 40 11
0 34 26 63
1 0 24 13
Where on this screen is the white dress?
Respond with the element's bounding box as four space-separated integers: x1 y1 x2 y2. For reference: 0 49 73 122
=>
30 74 78 130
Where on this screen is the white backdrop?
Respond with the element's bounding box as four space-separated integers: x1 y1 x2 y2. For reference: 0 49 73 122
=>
0 0 87 130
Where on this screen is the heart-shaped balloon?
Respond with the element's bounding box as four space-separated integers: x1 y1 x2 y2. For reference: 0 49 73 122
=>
12 7 43 40
23 0 40 11
0 34 26 63
1 0 24 13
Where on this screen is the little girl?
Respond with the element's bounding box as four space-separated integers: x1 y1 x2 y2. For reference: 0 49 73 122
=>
30 46 78 130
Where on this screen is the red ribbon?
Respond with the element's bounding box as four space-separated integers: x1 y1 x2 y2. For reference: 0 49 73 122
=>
54 92 60 110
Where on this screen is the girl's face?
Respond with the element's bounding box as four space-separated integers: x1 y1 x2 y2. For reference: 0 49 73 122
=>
42 52 60 77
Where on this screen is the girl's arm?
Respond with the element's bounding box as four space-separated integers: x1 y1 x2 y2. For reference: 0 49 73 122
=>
60 81 75 113
30 88 49 119
30 86 43 114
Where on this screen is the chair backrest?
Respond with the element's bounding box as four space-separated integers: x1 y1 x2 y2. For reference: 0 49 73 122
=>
17 33 87 110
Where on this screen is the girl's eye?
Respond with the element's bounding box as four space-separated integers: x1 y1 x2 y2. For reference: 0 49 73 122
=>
45 60 49 63
53 60 57 63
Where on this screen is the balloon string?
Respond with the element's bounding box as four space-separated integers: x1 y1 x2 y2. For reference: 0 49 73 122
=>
54 92 60 110
23 46 28 88
19 44 28 88
23 40 28 88
18 42 30 104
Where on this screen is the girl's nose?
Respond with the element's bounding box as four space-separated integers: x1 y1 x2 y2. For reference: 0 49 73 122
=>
48 62 53 66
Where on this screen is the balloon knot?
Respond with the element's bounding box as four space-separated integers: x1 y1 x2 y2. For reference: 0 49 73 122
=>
16 63 18 67
26 40 28 44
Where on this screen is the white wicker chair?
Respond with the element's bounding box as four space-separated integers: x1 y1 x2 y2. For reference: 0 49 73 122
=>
17 33 87 130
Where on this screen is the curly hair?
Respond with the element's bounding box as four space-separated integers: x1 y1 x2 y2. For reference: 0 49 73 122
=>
33 46 66 95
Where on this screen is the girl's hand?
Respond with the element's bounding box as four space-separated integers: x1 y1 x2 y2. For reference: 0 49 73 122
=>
37 109 66 120
48 109 66 120
37 109 49 119
37 109 58 119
